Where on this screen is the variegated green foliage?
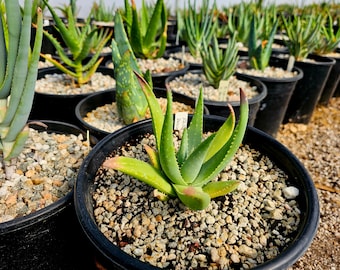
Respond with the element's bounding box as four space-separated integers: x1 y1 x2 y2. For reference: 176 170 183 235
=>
248 15 278 71
200 35 239 89
103 73 249 211
111 11 148 125
178 0 218 59
281 12 323 61
40 0 112 86
0 0 43 160
314 12 340 55
122 0 167 59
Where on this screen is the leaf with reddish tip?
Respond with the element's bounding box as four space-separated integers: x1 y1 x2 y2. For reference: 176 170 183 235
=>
173 185 211 211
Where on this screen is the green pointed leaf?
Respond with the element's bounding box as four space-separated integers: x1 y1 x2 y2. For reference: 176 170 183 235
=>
103 156 176 197
203 180 239 199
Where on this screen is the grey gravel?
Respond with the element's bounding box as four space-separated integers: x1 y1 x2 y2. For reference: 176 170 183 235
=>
0 128 91 223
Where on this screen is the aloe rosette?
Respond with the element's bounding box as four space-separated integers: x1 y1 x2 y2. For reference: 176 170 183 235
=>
0 0 43 160
40 0 112 86
103 72 249 211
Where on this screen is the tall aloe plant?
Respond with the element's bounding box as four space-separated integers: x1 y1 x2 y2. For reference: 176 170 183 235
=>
111 11 149 125
103 73 249 211
0 0 43 160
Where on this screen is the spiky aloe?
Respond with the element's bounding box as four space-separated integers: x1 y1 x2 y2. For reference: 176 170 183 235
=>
178 0 218 59
122 0 167 59
200 34 239 89
111 11 149 125
248 15 278 71
281 12 323 61
40 0 112 86
0 0 43 160
313 12 340 55
103 73 249 211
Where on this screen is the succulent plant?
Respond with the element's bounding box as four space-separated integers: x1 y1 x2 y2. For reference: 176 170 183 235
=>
281 12 323 61
122 0 167 59
178 0 218 59
40 0 112 87
111 11 149 125
248 15 278 71
90 0 115 23
200 34 239 89
0 0 43 160
313 12 340 55
103 72 249 211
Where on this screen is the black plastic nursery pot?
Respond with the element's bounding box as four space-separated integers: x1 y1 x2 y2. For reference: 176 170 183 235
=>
74 116 320 270
318 50 340 106
237 57 304 137
164 45 203 70
75 88 210 140
165 70 267 126
0 120 97 270
283 54 335 124
29 66 115 126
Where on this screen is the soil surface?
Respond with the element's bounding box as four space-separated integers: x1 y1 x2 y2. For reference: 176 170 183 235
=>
277 97 339 270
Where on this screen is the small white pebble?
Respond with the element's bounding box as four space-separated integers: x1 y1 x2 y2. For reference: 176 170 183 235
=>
283 186 299 199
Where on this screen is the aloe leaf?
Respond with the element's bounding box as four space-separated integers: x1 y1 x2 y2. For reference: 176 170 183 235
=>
4 6 43 141
202 180 239 199
130 0 143 57
39 54 77 78
134 71 164 150
159 89 186 186
173 184 210 211
79 58 103 85
144 0 165 49
1 0 32 126
204 103 235 161
192 89 249 187
176 127 188 166
186 87 204 154
180 134 215 184
0 0 21 99
0 15 7 84
103 156 176 197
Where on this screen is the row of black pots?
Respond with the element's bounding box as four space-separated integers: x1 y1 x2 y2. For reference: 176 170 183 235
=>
74 115 320 270
0 121 98 270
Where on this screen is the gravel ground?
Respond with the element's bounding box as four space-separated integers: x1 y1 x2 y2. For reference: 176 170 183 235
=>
277 97 340 270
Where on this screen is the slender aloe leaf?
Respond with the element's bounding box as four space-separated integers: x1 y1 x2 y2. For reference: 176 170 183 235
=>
159 89 186 185
3 126 29 160
204 104 235 161
103 156 176 197
144 144 161 171
192 89 249 187
176 127 188 165
0 0 21 99
134 71 164 150
0 15 7 83
173 184 210 211
5 6 43 141
186 87 204 154
144 0 164 49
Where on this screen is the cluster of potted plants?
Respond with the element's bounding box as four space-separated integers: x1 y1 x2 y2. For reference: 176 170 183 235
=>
2 0 339 269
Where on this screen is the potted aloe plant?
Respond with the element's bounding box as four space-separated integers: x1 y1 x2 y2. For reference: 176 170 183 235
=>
166 31 267 126
280 11 336 124
74 68 319 269
236 13 303 137
29 0 114 125
0 0 97 268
